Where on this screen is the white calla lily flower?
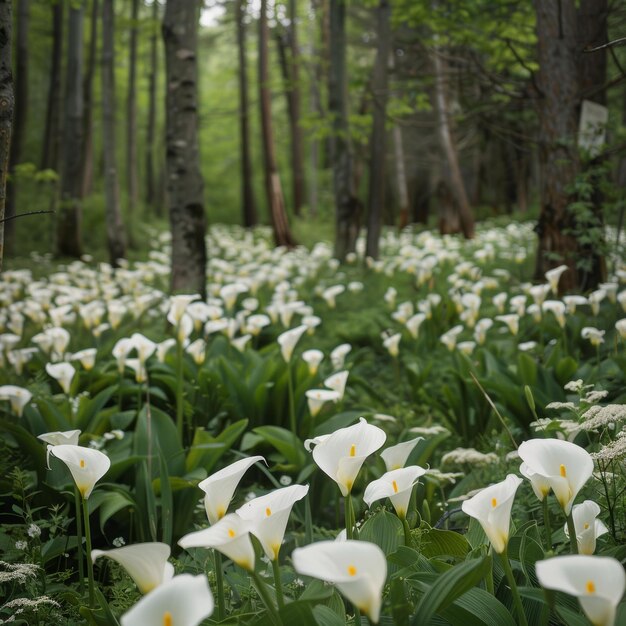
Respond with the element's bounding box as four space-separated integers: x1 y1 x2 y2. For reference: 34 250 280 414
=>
306 389 340 417
364 466 426 518
563 500 609 555
277 324 307 362
0 384 32 417
45 361 76 394
380 437 424 471
48 444 111 499
302 349 324 375
324 370 349 401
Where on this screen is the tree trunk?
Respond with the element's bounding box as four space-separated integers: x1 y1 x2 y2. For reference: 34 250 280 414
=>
308 0 323 218
365 0 391 259
41 0 63 172
57 4 84 258
81 0 98 198
259 0 295 247
431 46 474 239
146 0 158 210
101 0 126 265
236 0 257 227
330 0 359 260
533 0 582 292
163 0 207 295
126 0 139 212
5 0 28 256
0 0 13 272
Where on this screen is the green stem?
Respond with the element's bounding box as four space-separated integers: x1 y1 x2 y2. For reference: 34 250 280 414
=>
81 497 95 608
354 606 362 625
499 549 528 626
486 551 494 595
272 559 285 609
176 336 184 443
250 570 281 625
345 493 356 540
287 362 296 435
401 517 412 547
566 512 579 554
304 486 313 545
214 550 226 621
542 498 552 552
74 488 85 595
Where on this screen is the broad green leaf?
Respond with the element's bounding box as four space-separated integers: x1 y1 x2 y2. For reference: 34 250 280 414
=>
359 508 404 557
441 587 516 626
97 490 135 533
312 604 346 626
253 425 307 468
419 526 470 560
185 418 248 474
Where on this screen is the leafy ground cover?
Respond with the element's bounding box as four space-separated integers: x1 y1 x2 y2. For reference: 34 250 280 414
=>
1 222 625 625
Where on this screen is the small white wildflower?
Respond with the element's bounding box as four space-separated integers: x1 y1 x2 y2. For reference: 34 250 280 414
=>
582 405 626 430
591 433 626 461
27 524 41 539
14 540 27 551
545 401 577 411
584 390 609 404
279 475 292 486
424 469 464 485
293 577 305 587
441 447 499 467
564 379 584 392
245 491 256 502
112 536 126 548
0 561 39 585
408 425 449 436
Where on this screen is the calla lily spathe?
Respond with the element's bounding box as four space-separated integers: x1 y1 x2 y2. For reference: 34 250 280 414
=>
48 444 111 499
292 540 387 623
92 542 174 594
324 370 349 401
380 437 424 471
120 573 213 626
518 439 593 514
536 555 625 626
198 456 265 524
236 484 309 560
0 384 32 417
461 474 522 554
364 466 426 518
563 500 609 555
306 389 340 417
45 362 76 394
310 418 386 496
178 513 255 571
277 324 308 362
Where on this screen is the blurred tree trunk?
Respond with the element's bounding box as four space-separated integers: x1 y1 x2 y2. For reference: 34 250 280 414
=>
0 0 13 272
101 0 126 264
393 123 410 229
126 0 139 213
431 46 474 239
308 0 324 218
41 0 63 172
5 0 28 257
259 0 295 247
81 0 98 198
236 0 257 227
163 0 207 295
146 0 158 211
57 4 83 258
330 0 358 260
365 0 390 259
533 0 581 292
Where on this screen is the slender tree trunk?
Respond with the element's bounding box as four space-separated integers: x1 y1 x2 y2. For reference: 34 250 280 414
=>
393 123 410 229
126 0 139 212
81 0 98 198
533 0 581 292
308 0 323 218
236 0 257 227
163 0 207 295
146 0 158 210
259 0 295 247
5 0 28 256
0 0 13 272
41 0 63 172
330 0 358 260
58 5 83 258
431 46 474 239
365 0 391 259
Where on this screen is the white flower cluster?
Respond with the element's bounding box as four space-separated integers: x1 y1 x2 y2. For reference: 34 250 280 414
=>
441 447 498 467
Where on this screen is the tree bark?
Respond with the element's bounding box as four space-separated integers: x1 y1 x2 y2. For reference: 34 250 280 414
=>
259 0 295 247
4 0 28 256
57 4 84 258
41 0 63 172
81 0 99 198
146 0 158 210
126 0 139 212
431 46 474 239
330 0 359 260
163 0 207 295
533 0 582 292
365 0 391 259
236 0 257 227
101 0 126 265
0 0 13 272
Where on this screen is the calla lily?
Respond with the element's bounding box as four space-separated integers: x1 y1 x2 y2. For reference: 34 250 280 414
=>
495 314 519 336
198 456 265 524
167 294 200 325
330 343 351 370
302 349 324 375
277 324 307 362
48 444 111 499
178 513 255 571
461 474 522 553
92 542 174 594
130 333 157 365
364 466 426 518
380 437 424 471
71 348 97 370
545 264 568 294
45 362 76 394
383 333 401 357
519 462 551 502
518 439 593 514
406 313 426 339
310 418 386 496
236 484 309 560
0 384 32 417
306 389 340 417
563 501 609 555
536 555 625 626
38 429 81 447
292 540 387 623
120 573 214 626
324 370 349 401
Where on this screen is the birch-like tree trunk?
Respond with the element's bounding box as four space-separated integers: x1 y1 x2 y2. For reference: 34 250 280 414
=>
126 0 139 211
163 0 207 295
81 0 98 198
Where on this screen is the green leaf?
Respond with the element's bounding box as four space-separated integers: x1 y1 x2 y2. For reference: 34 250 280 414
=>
419 527 470 560
253 425 307 469
159 446 173 545
411 557 490 625
555 357 579 386
441 587 516 626
312 604 347 626
185 418 248 474
359 508 404 557
97 490 135 533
